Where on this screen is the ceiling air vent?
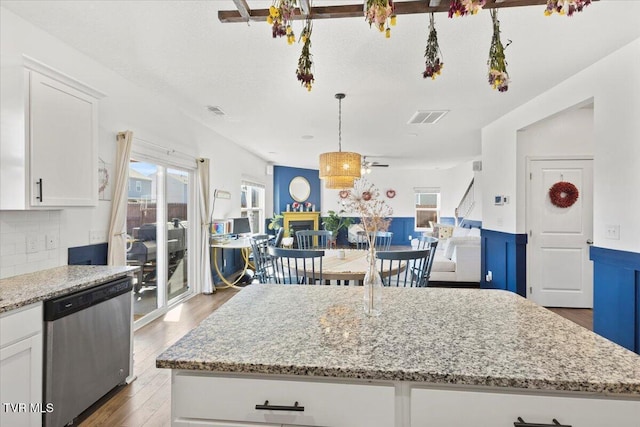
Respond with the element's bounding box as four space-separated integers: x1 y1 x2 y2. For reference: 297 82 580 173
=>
408 110 448 125
206 105 226 116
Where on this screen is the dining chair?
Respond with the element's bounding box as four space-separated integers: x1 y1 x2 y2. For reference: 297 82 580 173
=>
356 231 393 251
249 234 274 283
296 230 334 249
412 236 439 287
268 246 325 284
376 249 432 287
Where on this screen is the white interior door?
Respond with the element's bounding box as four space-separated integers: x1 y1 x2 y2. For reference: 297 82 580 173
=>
527 159 593 308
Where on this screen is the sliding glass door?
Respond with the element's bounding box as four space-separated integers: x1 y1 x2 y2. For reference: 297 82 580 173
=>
127 159 193 323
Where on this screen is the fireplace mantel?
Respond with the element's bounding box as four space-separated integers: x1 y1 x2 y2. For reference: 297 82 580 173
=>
283 211 321 237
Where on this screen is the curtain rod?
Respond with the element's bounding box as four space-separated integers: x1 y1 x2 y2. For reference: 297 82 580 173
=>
132 136 196 163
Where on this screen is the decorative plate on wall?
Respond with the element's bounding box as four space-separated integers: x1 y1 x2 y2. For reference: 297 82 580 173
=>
386 189 396 199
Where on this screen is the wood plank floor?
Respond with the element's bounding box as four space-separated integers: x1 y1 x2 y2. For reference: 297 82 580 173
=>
78 288 240 427
78 288 592 426
547 307 593 331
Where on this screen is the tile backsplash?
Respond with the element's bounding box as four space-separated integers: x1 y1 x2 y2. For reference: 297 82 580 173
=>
0 210 62 279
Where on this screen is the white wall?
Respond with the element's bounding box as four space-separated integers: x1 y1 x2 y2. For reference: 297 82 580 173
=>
515 106 594 231
482 38 640 252
320 163 478 221
0 8 271 278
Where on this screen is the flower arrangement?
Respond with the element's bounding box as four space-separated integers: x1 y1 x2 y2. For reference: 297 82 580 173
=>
340 178 393 249
423 13 444 80
304 201 312 210
365 0 396 38
448 0 486 18
292 201 300 210
296 18 314 91
487 9 511 92
267 0 297 44
544 0 591 16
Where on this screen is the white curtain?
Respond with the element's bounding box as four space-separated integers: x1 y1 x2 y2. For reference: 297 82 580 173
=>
107 131 133 266
197 158 215 294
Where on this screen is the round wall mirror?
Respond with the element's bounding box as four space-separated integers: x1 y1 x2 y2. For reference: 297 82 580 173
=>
289 176 311 202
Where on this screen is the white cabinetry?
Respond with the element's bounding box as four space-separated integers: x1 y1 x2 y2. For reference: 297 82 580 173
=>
0 57 104 209
172 373 395 427
0 303 43 427
410 387 640 427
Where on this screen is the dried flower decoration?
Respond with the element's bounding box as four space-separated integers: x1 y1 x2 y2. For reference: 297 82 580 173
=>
544 0 591 16
296 18 314 91
267 0 297 44
365 0 396 38
448 0 486 18
340 178 393 246
423 13 444 80
487 9 511 92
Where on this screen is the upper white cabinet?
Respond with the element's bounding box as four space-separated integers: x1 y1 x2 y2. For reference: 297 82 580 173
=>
0 57 104 209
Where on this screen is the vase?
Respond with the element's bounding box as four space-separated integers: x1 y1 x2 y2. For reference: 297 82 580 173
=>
363 247 383 317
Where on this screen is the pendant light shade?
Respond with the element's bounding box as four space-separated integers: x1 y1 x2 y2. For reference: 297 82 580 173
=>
319 93 361 189
322 175 357 190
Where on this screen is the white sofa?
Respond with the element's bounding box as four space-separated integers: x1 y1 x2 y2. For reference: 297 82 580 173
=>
412 227 481 283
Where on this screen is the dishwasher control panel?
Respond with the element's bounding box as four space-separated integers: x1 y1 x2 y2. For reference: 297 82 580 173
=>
44 277 132 321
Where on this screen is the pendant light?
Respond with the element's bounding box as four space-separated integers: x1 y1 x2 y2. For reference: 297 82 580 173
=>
319 93 361 189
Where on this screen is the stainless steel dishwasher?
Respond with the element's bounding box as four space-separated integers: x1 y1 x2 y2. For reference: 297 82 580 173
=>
43 277 132 427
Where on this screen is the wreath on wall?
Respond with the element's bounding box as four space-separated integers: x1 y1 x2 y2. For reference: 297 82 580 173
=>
549 181 579 208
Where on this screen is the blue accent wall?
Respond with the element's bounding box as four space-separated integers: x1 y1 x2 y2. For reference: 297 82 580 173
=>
590 246 640 354
481 229 527 296
273 166 321 214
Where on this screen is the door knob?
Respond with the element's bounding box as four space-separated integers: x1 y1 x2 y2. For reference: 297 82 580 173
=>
586 239 593 245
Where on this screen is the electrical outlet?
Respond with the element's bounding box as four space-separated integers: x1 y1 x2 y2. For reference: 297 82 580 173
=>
485 271 493 282
46 233 59 250
26 233 39 253
408 235 412 241
605 225 620 240
89 230 107 243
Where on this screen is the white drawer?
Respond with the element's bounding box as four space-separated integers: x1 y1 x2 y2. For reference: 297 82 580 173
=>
411 387 640 427
173 373 395 427
0 303 42 348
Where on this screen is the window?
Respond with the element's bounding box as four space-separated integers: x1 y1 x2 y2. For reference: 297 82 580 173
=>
135 181 142 193
241 181 265 234
415 188 440 230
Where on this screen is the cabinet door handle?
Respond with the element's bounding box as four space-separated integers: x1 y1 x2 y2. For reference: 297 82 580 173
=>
36 178 43 202
514 417 571 427
255 400 304 412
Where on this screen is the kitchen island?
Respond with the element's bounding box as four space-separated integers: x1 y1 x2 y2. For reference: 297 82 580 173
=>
157 285 640 427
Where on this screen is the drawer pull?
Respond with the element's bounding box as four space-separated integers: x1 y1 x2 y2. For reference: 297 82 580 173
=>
255 400 304 412
514 417 571 427
36 178 43 202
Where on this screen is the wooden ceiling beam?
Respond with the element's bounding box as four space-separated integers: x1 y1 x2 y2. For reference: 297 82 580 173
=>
218 0 562 23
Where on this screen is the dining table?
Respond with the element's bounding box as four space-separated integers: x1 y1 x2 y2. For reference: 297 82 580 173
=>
311 249 406 283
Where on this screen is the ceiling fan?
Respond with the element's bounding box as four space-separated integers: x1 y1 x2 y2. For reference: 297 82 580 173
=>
361 156 389 174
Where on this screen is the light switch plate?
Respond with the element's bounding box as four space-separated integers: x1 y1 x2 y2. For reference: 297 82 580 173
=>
605 225 620 240
46 233 59 250
26 233 39 253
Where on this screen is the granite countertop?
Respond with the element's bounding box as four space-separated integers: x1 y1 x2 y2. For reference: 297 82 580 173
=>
157 284 640 396
0 265 138 313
